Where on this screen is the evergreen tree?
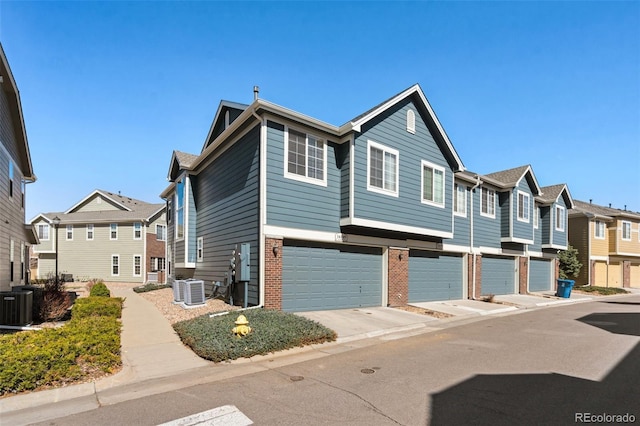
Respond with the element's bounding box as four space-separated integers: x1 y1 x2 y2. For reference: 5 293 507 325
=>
557 245 582 280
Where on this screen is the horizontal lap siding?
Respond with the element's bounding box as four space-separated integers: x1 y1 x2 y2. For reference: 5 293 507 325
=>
499 192 510 237
266 121 342 233
353 99 452 234
340 143 350 219
187 180 197 263
540 206 551 246
449 184 471 246
551 198 568 247
512 180 534 241
473 188 501 248
193 126 260 305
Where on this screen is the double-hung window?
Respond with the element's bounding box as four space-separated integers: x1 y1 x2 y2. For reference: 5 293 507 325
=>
197 237 204 262
622 221 631 240
87 224 94 240
111 255 120 276
133 255 142 276
367 141 398 196
285 127 326 185
421 161 445 207
517 191 530 222
110 223 118 240
176 179 185 239
533 206 539 229
555 206 565 231
8 161 14 198
594 220 605 239
38 224 50 240
66 225 73 240
454 184 466 216
134 222 142 240
156 224 166 241
481 187 496 218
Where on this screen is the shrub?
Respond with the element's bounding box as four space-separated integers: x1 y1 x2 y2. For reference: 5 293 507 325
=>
558 245 582 279
0 297 122 396
72 297 123 319
29 274 73 322
89 282 111 297
133 283 171 293
173 309 337 363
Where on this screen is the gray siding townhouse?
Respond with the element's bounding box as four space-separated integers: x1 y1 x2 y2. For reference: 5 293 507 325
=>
0 43 38 292
162 84 573 312
31 190 166 284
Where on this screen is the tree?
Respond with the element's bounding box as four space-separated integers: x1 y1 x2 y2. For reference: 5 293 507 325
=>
557 245 582 280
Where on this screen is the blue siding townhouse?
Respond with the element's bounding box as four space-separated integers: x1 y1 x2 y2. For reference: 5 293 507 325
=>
161 85 573 311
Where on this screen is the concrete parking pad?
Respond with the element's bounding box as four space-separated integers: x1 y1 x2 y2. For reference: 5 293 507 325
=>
410 299 518 317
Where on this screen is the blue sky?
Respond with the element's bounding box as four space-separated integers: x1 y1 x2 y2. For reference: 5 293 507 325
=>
1 1 638 220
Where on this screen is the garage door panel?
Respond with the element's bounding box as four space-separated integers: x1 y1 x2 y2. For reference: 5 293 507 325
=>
529 259 552 292
482 256 516 295
409 251 463 302
631 264 640 288
282 242 382 312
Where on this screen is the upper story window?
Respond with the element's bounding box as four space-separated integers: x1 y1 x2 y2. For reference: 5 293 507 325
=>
517 191 530 222
622 221 631 240
176 178 185 239
66 225 73 241
197 237 204 262
481 187 496 218
87 224 94 241
156 224 167 241
421 160 445 207
367 140 398 196
8 160 14 198
594 220 605 239
134 222 142 240
533 206 539 229
167 198 172 224
285 127 326 185
406 109 416 134
555 206 565 231
37 224 50 241
454 184 467 216
110 223 118 240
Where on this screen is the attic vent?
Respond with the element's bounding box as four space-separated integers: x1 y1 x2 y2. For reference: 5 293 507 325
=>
406 109 416 134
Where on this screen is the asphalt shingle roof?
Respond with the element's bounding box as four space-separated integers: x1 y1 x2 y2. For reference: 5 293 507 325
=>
483 165 531 187
570 200 640 220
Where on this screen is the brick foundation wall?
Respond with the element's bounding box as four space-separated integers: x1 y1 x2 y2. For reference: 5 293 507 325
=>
265 237 282 310
388 248 408 306
519 257 528 294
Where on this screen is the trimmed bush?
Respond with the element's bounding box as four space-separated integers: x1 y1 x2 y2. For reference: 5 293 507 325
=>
173 309 337 363
133 283 171 293
89 282 111 297
72 297 123 319
0 297 122 396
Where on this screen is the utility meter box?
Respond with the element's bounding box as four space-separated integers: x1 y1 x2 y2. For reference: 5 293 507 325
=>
236 242 251 282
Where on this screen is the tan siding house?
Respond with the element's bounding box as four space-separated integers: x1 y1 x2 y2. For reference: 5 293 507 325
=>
31 190 166 283
568 200 640 288
0 43 38 291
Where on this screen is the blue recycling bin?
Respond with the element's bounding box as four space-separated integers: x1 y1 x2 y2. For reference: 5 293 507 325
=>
556 279 575 298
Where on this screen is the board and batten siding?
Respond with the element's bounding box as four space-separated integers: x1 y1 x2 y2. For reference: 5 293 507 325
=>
193 125 260 305
353 98 453 235
0 87 29 289
266 120 343 233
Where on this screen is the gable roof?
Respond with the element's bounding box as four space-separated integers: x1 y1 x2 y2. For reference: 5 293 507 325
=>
482 165 541 195
31 189 165 224
201 100 250 151
570 199 640 221
167 150 199 181
537 184 574 209
0 43 35 181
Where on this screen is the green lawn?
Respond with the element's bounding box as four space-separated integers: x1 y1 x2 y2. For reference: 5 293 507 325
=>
573 286 629 296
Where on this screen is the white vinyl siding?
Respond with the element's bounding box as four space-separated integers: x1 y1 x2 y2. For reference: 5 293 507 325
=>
517 191 530 222
367 140 398 196
421 160 445 207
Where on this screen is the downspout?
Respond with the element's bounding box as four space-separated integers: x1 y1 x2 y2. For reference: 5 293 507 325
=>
252 107 266 309
470 175 482 299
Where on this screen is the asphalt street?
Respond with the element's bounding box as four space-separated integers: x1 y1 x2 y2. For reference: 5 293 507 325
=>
27 294 640 426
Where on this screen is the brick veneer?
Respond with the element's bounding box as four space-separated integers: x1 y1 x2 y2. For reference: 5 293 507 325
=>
265 237 283 309
474 255 482 297
518 256 528 294
388 248 408 306
146 233 166 282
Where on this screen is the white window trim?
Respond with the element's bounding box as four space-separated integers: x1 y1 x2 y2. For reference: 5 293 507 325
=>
594 220 605 239
517 191 530 223
86 224 94 241
283 125 328 187
366 140 399 197
175 177 185 241
533 206 539 229
421 160 445 208
66 224 73 241
621 221 632 241
110 223 118 241
406 109 416 134
156 224 166 241
133 255 142 277
133 222 142 240
480 187 496 219
111 254 120 277
197 236 204 262
555 206 566 231
454 183 467 217
38 224 50 241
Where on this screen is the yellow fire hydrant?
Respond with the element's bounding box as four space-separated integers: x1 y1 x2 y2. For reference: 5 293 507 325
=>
232 314 251 336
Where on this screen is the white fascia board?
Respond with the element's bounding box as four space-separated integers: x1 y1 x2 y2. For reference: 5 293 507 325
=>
146 205 167 222
64 190 132 214
28 213 51 225
615 252 640 258
478 246 503 255
501 237 534 245
590 255 609 261
542 243 568 250
441 243 472 253
340 217 453 239
263 225 342 244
